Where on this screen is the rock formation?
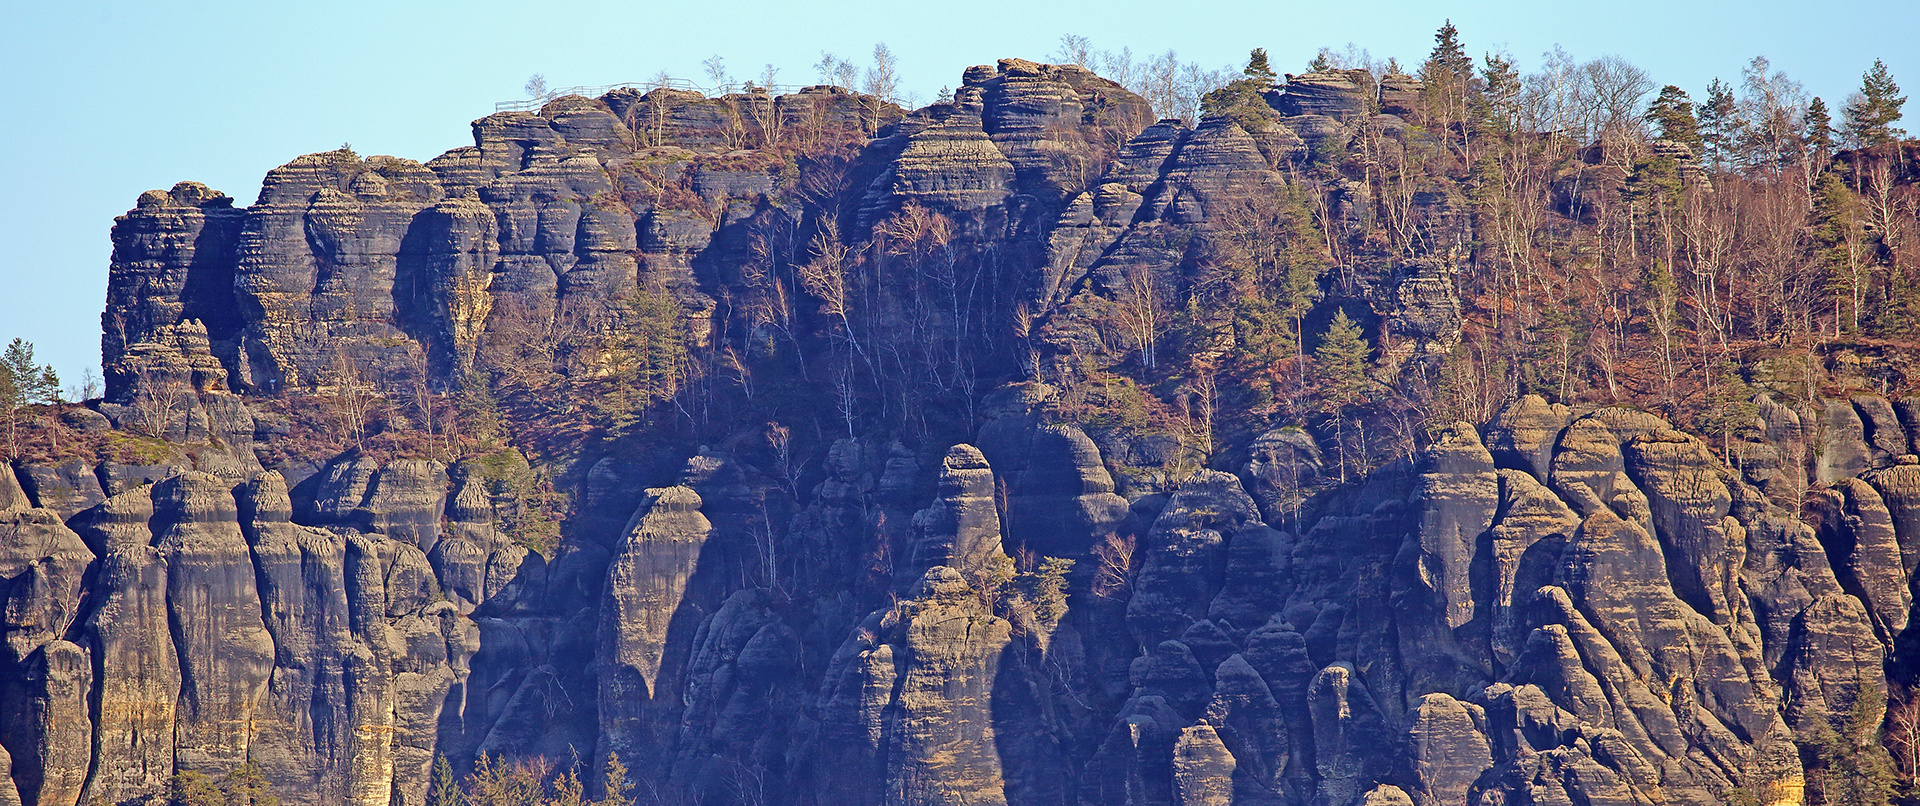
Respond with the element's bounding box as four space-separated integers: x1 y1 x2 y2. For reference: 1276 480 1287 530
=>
10 53 1917 806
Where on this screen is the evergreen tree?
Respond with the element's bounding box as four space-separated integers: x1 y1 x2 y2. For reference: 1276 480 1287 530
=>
1477 53 1521 135
1843 59 1907 147
1812 171 1869 333
428 756 464 806
0 338 59 459
1421 21 1474 83
171 771 226 806
1202 49 1281 131
1698 78 1740 170
1244 48 1275 82
1811 683 1897 805
1645 85 1701 150
1806 96 1834 158
1314 309 1373 410
220 763 277 806
1419 20 1479 159
586 288 689 438
601 753 634 806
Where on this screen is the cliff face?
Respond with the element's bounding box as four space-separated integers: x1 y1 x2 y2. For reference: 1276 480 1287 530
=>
6 55 1914 806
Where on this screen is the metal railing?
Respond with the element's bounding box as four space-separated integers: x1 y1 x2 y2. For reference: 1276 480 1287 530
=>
495 79 826 112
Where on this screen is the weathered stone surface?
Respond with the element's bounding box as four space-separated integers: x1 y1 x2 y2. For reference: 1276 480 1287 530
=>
1308 663 1390 806
1488 469 1579 668
1815 399 1872 483
1379 259 1462 362
70 487 176 806
1854 393 1909 460
105 182 246 401
904 445 1004 580
1242 426 1324 527
1170 724 1234 806
1414 423 1497 630
73 52 1920 806
1486 395 1571 479
10 640 91 806
1129 471 1261 647
1275 70 1376 120
805 565 1014 806
1808 478 1910 639
597 486 713 766
152 472 275 774
1404 693 1492 806
15 462 105 520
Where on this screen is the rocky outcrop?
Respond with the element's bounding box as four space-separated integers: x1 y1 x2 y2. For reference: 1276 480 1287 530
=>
34 460 485 806
802 565 1014 806
903 445 1004 580
597 486 714 768
57 51 1920 806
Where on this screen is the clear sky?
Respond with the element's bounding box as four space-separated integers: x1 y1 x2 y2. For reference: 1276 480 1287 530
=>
2 0 1913 388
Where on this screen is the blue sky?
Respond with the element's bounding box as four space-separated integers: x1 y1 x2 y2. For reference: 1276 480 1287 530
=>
2 0 1913 388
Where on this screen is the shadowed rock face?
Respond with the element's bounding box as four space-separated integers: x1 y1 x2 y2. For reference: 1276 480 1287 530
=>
33 54 1920 806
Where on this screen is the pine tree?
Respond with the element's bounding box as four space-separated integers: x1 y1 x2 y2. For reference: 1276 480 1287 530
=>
1244 48 1275 82
428 756 464 806
1843 59 1907 147
1422 21 1474 83
1202 49 1281 131
1806 96 1834 158
1698 78 1739 170
220 763 277 806
1645 85 1701 150
1811 683 1897 805
171 771 226 806
1314 309 1373 410
1478 53 1522 135
1812 171 1869 334
600 753 634 806
0 338 59 460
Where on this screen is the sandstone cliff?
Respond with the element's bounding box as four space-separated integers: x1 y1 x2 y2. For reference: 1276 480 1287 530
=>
5 53 1914 806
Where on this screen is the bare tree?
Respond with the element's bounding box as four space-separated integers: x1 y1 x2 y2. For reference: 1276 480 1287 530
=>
328 352 375 448
815 52 858 91
864 43 899 104
129 370 192 440
1099 47 1137 92
1092 532 1137 600
702 55 731 95
1054 35 1093 68
744 64 784 145
1115 261 1163 370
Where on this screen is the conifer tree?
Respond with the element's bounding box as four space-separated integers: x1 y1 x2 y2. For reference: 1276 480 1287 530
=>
1420 21 1479 161
1806 96 1834 158
601 753 634 806
0 338 59 459
1314 309 1373 481
1477 53 1521 135
1645 85 1701 150
1314 309 1372 410
1202 49 1281 131
1244 48 1275 82
220 763 277 806
171 771 224 806
1812 171 1868 333
1843 59 1907 147
428 756 464 806
1422 21 1473 83
1698 78 1739 170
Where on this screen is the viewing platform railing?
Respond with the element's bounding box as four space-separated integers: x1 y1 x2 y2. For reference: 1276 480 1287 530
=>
495 79 824 112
